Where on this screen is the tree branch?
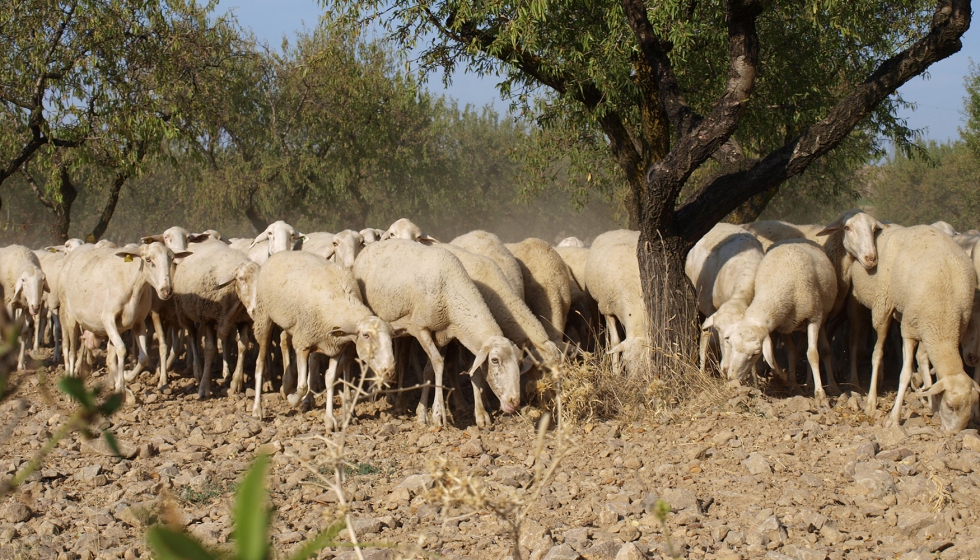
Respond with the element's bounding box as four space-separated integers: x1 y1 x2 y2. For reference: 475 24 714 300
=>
20 167 55 210
677 0 972 244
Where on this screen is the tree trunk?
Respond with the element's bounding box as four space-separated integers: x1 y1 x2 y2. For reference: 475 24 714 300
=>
89 174 125 241
725 183 779 224
636 229 699 379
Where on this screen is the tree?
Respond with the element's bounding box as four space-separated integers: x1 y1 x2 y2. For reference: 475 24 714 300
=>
0 0 245 241
331 0 972 373
962 62 980 159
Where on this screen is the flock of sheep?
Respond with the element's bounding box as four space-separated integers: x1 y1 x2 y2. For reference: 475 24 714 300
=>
2 210 979 436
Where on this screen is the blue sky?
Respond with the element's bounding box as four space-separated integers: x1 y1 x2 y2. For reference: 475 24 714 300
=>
219 0 979 142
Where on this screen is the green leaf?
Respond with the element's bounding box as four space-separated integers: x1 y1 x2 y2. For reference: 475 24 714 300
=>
102 430 122 458
59 377 94 409
233 453 270 560
286 520 346 560
146 526 218 560
100 393 123 416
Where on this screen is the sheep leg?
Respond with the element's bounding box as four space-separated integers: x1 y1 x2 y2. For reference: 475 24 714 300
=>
51 310 61 361
187 323 202 381
102 319 130 401
781 333 799 393
915 345 934 409
124 322 150 382
221 334 232 381
252 321 272 419
33 308 43 352
606 315 621 373
819 327 839 396
416 330 446 427
698 328 712 376
151 311 168 388
886 337 918 428
61 314 77 377
289 346 312 410
471 363 492 428
865 314 891 416
847 297 866 388
198 324 216 399
324 357 340 431
229 325 250 394
280 330 294 396
16 310 26 370
807 322 828 405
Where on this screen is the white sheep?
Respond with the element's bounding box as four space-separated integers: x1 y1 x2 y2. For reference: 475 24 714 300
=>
0 245 48 369
172 245 254 398
505 238 572 348
141 226 212 252
223 251 396 426
380 218 439 244
360 228 384 244
32 248 66 353
59 243 188 399
557 236 586 248
849 225 980 433
722 240 838 402
299 232 336 259
583 230 648 374
931 220 958 236
248 220 306 264
330 229 365 268
685 223 763 377
742 220 825 251
554 244 600 350
353 240 521 427
451 230 525 300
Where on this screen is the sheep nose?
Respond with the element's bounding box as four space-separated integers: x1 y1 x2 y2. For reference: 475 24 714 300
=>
29 305 39 315
501 398 520 414
159 287 172 299
864 254 877 267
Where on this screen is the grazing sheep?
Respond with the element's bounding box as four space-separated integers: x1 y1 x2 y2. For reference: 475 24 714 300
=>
0 245 48 369
850 225 980 433
224 251 396 425
584 230 648 374
381 218 439 244
505 238 572 348
685 223 764 377
59 243 188 398
353 240 521 427
557 237 586 248
555 244 600 350
248 220 306 264
451 230 524 300
722 240 838 402
172 245 254 398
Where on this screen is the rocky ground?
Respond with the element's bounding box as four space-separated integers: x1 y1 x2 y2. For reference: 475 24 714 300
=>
2 354 980 560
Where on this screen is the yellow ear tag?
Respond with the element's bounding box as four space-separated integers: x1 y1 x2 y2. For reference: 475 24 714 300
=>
85 234 95 243
124 254 133 263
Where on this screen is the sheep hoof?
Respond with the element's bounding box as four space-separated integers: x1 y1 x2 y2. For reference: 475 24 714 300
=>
416 405 430 426
475 412 491 428
430 408 445 427
325 414 338 432
287 393 302 407
229 379 242 394
251 405 263 419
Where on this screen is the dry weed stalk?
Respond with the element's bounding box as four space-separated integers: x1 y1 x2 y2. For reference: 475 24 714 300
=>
929 472 952 512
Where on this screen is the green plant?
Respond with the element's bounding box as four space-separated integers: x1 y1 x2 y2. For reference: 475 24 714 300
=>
147 454 346 560
343 462 380 477
180 481 229 505
654 499 680 560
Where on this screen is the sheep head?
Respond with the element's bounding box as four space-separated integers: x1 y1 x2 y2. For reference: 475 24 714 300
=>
14 268 47 316
470 336 522 414
116 242 189 301
217 260 261 318
252 220 305 255
723 321 768 384
350 316 397 382
817 209 883 270
916 374 980 434
332 230 365 268
381 218 439 245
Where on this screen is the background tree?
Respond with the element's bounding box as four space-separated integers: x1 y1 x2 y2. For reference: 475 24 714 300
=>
330 0 972 372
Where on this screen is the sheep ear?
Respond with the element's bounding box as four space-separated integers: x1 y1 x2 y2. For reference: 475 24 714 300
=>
13 278 23 300
606 340 627 356
251 230 270 247
44 246 63 253
816 219 843 237
115 248 141 259
762 335 777 369
327 325 354 337
392 327 409 338
172 251 193 264
915 377 949 398
140 235 163 244
188 233 210 243
701 315 715 331
419 234 440 246
466 345 490 377
42 279 50 293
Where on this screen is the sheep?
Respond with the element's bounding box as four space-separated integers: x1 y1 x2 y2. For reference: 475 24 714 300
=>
953 231 980 257
171 245 254 398
298 232 336 259
33 249 67 354
931 221 958 236
59 242 188 398
583 230 648 374
849 225 980 433
228 238 253 253
141 226 212 252
685 223 764 377
248 220 306 264
0 245 48 369
742 220 825 250
223 251 396 425
331 230 365 268
360 228 383 244
505 238 572 348
557 237 586 248
381 218 439 244
353 240 521 427
554 244 600 350
722 240 838 402
64 238 85 252
451 230 525 299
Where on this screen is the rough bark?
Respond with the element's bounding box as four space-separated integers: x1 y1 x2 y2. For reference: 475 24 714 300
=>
22 165 78 242
89 174 126 242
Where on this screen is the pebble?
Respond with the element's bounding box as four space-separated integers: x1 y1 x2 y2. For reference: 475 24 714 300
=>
2 503 30 523
744 452 772 475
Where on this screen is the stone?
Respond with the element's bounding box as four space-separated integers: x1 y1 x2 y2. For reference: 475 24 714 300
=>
460 437 483 458
618 524 640 542
660 488 698 511
962 432 980 453
744 452 772 475
851 462 897 498
876 448 913 462
896 511 937 533
79 464 102 480
711 524 730 542
943 538 980 560
543 544 582 560
615 542 646 560
876 425 908 448
582 539 621 559
393 474 434 496
854 442 879 461
2 503 30 523
782 545 828 560
563 527 591 550
350 517 384 535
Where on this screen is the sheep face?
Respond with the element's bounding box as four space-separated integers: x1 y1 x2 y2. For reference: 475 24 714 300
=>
557 237 586 248
841 212 882 269
333 230 365 268
360 228 382 244
724 323 766 383
133 242 188 301
226 261 261 318
381 218 422 241
14 269 47 316
354 316 396 381
64 238 84 252
481 336 522 414
923 375 980 434
254 220 304 255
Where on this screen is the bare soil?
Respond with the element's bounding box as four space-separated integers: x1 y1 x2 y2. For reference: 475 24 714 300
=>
2 353 980 560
